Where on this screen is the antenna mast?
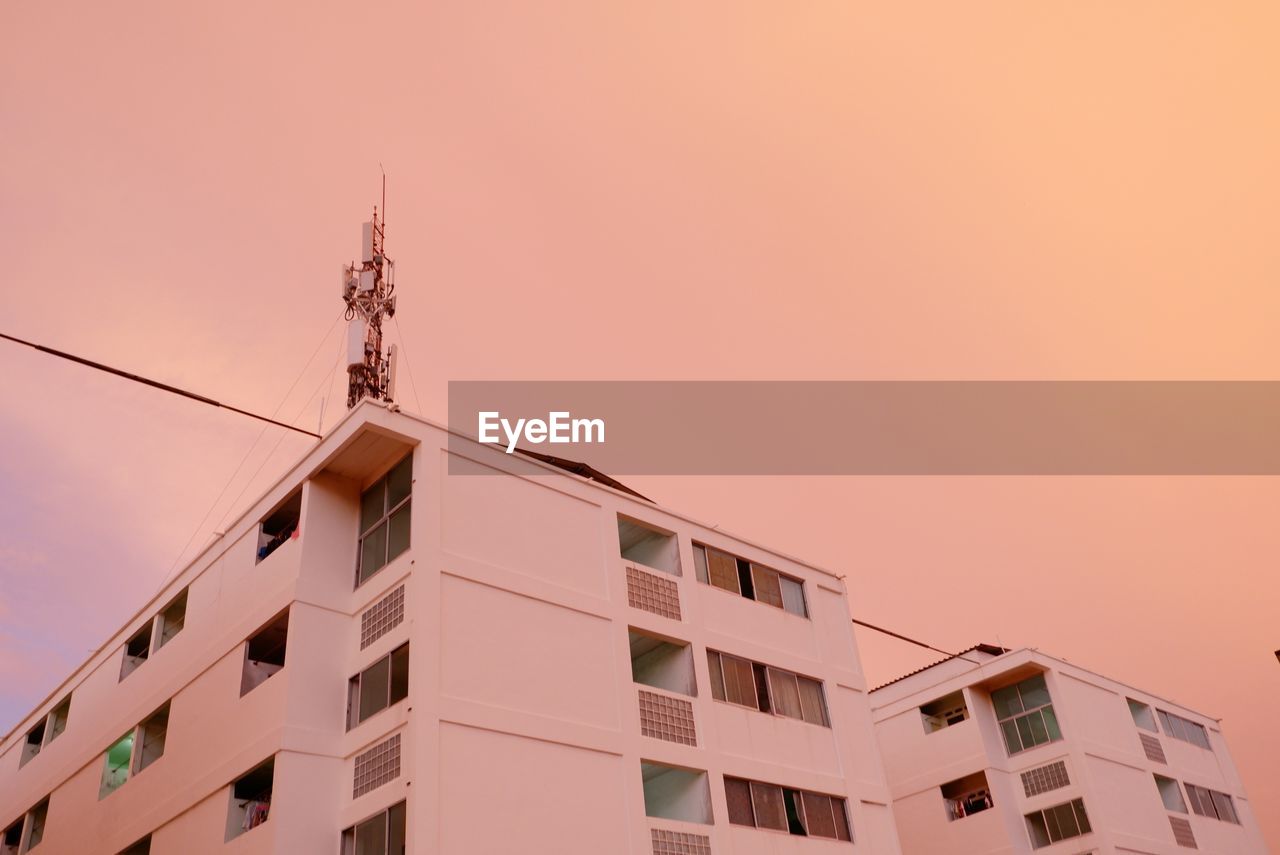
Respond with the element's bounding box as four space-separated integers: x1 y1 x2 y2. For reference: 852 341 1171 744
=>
341 179 398 409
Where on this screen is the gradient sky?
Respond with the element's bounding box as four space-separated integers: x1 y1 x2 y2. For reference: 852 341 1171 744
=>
2 0 1278 847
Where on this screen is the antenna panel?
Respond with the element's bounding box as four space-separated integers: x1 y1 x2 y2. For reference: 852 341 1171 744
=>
361 222 375 263
346 319 369 368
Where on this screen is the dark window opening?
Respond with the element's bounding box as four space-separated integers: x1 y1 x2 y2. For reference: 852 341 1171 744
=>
942 771 993 821
348 643 410 729
921 692 970 733
358 455 412 586
20 720 46 768
120 623 153 681
119 834 152 855
241 610 289 696
227 758 274 841
2 821 21 855
341 801 407 855
736 558 755 599
258 490 302 563
783 789 807 836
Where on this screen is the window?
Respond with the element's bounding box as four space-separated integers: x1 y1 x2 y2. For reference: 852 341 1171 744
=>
341 801 406 855
1155 775 1188 813
630 629 696 696
97 701 170 800
691 543 806 616
641 762 712 824
1025 799 1091 849
707 650 828 726
941 772 993 821
118 835 151 855
724 776 852 842
21 694 71 767
18 798 47 852
226 758 274 841
921 692 969 733
44 697 70 746
1127 698 1157 732
358 454 412 586
154 589 187 651
119 623 153 681
99 732 134 798
992 674 1062 755
618 515 680 575
1185 783 1240 824
19 722 44 769
132 703 169 774
241 609 289 696
1157 709 1212 750
257 489 301 563
117 835 150 855
348 643 410 729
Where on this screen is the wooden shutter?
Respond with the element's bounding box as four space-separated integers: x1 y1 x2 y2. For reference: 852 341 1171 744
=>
723 655 759 709
707 548 740 593
801 792 838 839
707 651 726 701
724 778 755 826
752 565 784 608
750 782 787 831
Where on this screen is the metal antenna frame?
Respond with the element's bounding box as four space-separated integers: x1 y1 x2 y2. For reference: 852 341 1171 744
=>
342 173 398 409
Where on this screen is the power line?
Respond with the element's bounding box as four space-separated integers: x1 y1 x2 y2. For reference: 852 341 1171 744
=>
851 617 982 665
0 331 321 439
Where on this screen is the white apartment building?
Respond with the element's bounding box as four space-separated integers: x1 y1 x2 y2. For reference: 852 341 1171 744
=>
0 400 903 855
870 645 1267 855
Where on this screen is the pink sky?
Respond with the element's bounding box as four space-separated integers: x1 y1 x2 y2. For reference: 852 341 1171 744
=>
2 0 1277 847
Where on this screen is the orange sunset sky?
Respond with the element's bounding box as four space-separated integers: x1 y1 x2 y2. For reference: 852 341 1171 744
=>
2 1 1278 848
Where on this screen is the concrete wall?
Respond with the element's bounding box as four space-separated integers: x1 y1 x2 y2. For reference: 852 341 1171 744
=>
1 402 901 854
871 649 1269 855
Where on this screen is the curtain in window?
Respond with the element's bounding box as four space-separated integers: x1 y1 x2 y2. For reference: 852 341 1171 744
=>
721 654 758 709
798 677 829 726
768 669 803 720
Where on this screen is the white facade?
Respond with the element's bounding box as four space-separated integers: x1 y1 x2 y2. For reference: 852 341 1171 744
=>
870 646 1267 855
0 401 902 855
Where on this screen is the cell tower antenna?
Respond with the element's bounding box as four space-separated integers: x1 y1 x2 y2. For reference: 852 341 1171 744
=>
341 180 398 409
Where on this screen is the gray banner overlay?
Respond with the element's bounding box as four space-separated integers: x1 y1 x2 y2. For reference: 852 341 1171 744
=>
446 382 1280 475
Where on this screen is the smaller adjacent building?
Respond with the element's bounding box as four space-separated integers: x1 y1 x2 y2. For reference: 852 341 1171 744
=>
869 646 1267 855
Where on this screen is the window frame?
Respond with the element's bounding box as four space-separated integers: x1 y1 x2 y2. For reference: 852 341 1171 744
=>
724 775 851 842
356 455 413 588
691 542 808 617
706 650 830 727
1024 798 1091 849
992 674 1062 755
341 801 407 855
347 643 410 730
1156 708 1212 750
